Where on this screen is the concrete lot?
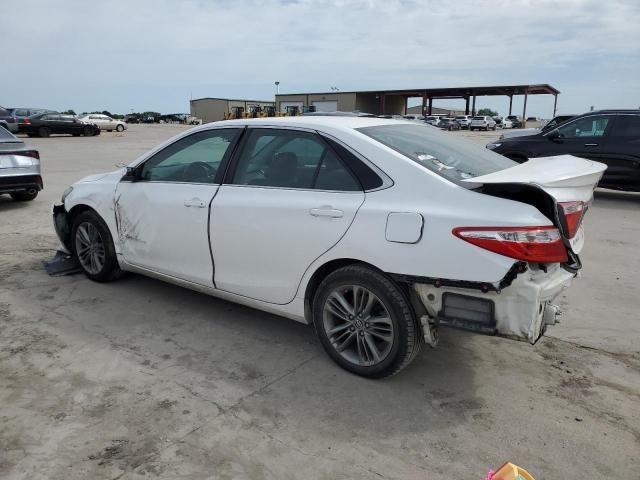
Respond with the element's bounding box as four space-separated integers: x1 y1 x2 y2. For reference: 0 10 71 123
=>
1 124 638 480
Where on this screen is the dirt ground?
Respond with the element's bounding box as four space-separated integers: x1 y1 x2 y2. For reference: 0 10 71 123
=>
1 124 638 479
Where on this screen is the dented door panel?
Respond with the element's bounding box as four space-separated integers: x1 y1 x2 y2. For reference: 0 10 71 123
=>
115 182 218 286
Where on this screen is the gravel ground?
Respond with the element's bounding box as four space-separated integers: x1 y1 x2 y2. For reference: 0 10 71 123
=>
1 124 638 480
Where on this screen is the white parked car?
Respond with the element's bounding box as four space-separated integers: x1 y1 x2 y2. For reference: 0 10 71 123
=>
469 116 497 131
78 114 127 132
454 115 472 129
424 116 443 126
501 117 513 129
52 117 605 378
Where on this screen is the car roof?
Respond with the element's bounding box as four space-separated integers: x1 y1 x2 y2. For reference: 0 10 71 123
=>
199 115 413 131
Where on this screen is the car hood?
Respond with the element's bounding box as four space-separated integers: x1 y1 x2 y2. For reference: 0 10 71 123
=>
77 169 124 184
464 155 606 203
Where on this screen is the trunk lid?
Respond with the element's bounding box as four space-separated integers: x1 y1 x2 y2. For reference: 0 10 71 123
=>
464 155 606 253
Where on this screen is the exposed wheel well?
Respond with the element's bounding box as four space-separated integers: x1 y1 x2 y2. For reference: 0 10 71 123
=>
303 258 420 324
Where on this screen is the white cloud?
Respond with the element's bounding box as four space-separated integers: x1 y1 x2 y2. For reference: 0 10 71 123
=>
2 0 639 114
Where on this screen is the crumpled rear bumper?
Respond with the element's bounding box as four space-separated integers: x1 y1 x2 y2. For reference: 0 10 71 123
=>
414 263 575 344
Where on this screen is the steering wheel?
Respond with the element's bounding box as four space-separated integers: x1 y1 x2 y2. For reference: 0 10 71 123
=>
183 161 217 182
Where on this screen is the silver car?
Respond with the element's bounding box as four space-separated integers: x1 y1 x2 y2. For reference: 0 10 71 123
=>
469 116 497 131
0 128 42 201
78 114 127 132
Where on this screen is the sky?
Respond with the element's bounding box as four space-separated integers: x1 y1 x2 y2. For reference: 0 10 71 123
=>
2 0 639 117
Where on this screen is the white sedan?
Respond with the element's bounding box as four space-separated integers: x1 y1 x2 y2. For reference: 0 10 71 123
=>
78 114 127 132
52 117 605 378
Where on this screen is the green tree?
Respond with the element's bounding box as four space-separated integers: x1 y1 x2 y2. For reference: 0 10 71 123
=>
478 108 498 117
62 109 76 115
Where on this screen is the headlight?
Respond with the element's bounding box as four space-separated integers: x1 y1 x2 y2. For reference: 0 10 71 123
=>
486 143 502 150
61 186 73 203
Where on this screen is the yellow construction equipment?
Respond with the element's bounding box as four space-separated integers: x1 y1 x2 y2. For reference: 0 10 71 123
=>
223 106 244 120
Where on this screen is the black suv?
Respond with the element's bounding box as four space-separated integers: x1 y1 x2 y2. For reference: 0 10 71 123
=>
487 110 640 192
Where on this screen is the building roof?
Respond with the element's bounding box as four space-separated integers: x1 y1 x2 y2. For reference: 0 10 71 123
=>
191 97 274 104
276 84 560 98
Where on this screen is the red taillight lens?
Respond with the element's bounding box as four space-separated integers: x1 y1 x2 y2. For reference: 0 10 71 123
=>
559 201 585 239
453 226 568 263
22 118 31 125
23 149 40 160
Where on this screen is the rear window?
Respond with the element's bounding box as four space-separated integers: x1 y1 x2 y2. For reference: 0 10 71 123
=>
0 127 18 140
472 116 484 120
455 116 466 120
357 123 516 182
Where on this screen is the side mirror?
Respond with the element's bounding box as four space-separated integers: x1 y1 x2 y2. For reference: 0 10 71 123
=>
547 129 561 141
121 166 139 181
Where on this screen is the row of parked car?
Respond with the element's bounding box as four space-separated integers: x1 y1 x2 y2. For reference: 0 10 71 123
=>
0 106 128 137
404 114 526 131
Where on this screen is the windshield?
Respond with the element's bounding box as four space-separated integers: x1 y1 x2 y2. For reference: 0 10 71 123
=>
357 123 516 182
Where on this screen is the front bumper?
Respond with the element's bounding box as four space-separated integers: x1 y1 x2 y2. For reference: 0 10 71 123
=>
414 263 575 344
52 203 72 253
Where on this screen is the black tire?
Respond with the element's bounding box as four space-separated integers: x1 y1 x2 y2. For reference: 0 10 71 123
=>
10 190 38 201
71 210 123 282
38 127 50 138
83 126 93 137
312 264 423 378
116 124 124 132
107 130 113 132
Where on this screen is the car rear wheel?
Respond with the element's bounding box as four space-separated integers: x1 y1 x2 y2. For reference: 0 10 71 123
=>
38 127 50 138
313 264 423 378
72 210 123 282
116 124 124 132
10 190 38 201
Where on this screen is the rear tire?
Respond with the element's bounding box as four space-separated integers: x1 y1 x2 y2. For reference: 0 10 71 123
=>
10 190 38 201
38 127 50 138
312 264 423 378
71 210 123 282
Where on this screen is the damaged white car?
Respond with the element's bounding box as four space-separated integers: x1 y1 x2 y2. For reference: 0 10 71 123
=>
52 117 605 378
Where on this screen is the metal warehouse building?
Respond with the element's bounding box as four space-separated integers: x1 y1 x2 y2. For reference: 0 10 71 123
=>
190 97 275 123
276 84 560 118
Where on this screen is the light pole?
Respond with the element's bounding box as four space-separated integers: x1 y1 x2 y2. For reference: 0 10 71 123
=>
275 81 280 95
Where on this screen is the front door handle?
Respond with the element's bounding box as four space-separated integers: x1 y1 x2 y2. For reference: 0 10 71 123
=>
584 143 599 147
184 198 206 208
309 207 344 218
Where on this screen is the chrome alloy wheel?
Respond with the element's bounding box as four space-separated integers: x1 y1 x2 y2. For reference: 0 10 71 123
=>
322 285 395 366
75 222 106 275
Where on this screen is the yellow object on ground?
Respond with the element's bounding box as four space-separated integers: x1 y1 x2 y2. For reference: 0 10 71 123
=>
492 462 535 480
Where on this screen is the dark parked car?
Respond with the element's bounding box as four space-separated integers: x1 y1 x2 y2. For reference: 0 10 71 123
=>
0 106 18 133
18 113 100 137
0 127 42 201
487 110 640 191
437 118 461 131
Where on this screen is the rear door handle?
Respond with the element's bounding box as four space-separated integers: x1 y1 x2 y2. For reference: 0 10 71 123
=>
584 143 599 147
309 207 344 218
184 198 206 208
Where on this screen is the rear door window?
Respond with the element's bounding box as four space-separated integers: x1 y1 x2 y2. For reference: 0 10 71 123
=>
232 129 360 191
611 115 640 137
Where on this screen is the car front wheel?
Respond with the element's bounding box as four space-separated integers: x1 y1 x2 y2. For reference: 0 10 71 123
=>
313 265 423 378
72 210 123 282
116 124 124 132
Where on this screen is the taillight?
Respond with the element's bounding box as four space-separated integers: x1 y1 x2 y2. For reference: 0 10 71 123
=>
22 118 31 125
559 201 585 239
23 149 40 160
453 226 568 263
